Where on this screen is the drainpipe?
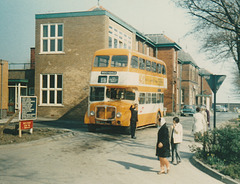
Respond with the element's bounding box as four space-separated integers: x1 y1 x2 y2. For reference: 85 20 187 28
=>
178 61 182 115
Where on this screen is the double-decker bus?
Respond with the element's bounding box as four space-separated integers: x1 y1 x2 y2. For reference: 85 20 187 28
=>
84 49 167 132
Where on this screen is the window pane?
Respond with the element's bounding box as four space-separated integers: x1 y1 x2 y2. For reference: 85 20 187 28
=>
43 25 48 37
50 91 55 104
109 36 112 48
50 75 55 88
139 58 145 70
98 76 107 83
146 60 151 71
157 94 161 103
152 93 156 103
146 93 151 104
139 93 145 104
43 40 48 52
42 75 47 88
58 39 63 51
50 25 55 37
50 40 55 51
162 65 166 74
157 64 162 74
94 55 109 67
114 39 117 48
57 91 62 104
131 56 138 69
58 24 63 36
152 62 156 72
111 55 128 67
57 75 62 88
42 91 47 103
109 76 118 83
90 87 104 101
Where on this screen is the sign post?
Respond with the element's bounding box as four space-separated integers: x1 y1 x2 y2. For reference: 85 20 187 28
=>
19 96 37 137
203 75 226 129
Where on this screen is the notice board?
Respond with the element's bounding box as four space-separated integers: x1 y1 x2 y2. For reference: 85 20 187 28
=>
20 96 37 120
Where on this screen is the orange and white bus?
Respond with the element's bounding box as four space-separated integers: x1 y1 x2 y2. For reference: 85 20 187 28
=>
84 49 167 132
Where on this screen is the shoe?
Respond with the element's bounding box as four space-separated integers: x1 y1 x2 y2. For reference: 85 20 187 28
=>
167 168 170 174
157 170 165 175
131 136 136 139
177 160 181 164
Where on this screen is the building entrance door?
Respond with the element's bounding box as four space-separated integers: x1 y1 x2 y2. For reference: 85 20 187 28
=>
8 83 27 114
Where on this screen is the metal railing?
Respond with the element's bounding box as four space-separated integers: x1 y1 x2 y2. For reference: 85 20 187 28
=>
8 63 35 70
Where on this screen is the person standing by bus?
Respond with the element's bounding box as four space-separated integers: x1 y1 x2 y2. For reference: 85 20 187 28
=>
170 117 183 165
156 118 170 174
130 103 138 139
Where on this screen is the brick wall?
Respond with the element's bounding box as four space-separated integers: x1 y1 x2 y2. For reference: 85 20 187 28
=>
156 47 178 114
35 15 109 120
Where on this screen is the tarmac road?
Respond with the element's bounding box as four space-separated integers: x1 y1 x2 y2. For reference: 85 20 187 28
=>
0 113 237 184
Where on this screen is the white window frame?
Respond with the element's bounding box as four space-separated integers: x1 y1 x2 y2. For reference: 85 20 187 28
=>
40 74 63 106
40 23 64 54
108 25 132 49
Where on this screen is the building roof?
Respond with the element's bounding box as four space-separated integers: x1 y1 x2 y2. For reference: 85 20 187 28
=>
199 68 212 76
146 34 181 50
178 50 199 68
36 7 183 50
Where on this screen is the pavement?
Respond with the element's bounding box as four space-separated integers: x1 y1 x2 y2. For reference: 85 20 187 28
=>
0 116 239 184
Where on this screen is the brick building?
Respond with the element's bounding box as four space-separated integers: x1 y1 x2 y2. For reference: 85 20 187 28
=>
179 50 212 110
34 6 211 119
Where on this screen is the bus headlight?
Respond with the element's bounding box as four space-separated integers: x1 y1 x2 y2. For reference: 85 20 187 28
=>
90 111 95 116
116 112 122 118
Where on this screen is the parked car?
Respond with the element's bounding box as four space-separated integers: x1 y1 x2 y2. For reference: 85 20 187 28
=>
216 105 228 112
181 105 196 116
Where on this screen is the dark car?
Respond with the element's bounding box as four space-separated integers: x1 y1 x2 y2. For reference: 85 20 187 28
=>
181 105 196 116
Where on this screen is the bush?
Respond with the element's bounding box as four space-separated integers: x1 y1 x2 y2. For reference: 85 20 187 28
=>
191 123 240 180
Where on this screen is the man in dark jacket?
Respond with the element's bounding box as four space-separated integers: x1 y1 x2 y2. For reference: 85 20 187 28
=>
130 103 138 139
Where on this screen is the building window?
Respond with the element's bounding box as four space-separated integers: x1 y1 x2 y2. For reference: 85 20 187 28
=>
40 74 63 105
41 23 64 53
108 23 132 50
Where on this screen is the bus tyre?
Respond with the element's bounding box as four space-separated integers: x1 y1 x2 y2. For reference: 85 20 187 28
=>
88 124 96 132
124 126 131 135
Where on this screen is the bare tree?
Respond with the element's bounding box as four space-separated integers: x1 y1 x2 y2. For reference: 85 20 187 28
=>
174 0 240 75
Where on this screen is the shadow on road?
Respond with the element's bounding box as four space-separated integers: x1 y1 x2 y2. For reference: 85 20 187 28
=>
109 159 158 173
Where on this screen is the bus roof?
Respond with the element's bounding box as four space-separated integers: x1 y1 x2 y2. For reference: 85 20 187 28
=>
94 49 166 65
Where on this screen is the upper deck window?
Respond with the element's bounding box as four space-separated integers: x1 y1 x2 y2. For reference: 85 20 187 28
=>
146 60 151 71
131 56 138 69
94 55 110 67
111 55 128 67
139 58 145 70
152 62 157 72
157 64 162 74
162 65 166 75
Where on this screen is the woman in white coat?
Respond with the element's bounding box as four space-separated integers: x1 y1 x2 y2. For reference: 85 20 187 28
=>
170 117 183 164
192 107 205 140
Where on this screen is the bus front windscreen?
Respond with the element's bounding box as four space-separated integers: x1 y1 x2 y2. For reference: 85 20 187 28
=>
90 87 104 101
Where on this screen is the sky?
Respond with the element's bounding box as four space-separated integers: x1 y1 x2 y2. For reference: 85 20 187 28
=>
0 0 239 103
